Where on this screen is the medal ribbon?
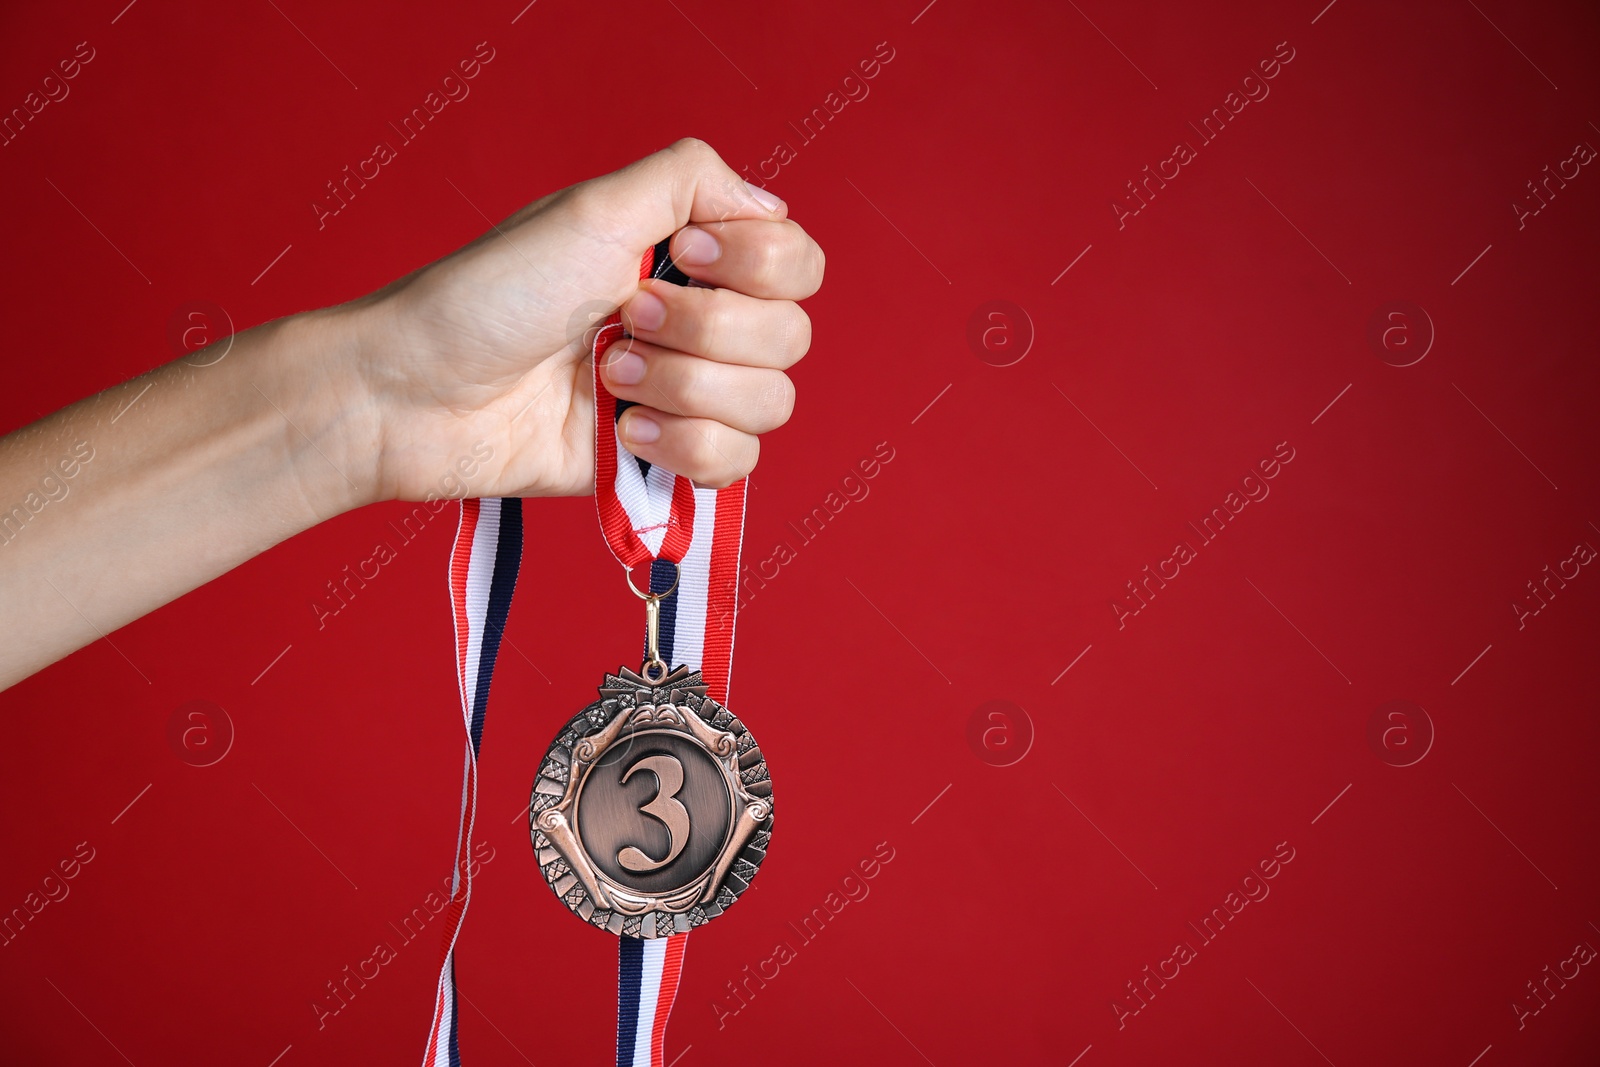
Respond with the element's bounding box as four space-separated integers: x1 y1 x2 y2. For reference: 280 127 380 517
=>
597 239 749 1067
422 238 748 1067
424 496 524 1067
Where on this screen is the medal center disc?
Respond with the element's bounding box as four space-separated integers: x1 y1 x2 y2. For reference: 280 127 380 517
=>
574 729 733 895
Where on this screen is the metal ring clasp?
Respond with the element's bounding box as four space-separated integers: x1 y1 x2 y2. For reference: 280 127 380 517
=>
626 561 679 683
624 560 680 601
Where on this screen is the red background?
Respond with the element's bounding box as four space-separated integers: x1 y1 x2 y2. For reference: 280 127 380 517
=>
3 1 1599 1064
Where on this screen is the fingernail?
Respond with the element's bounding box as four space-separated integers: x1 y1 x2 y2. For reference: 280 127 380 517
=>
625 288 666 332
605 350 645 385
675 225 721 266
623 411 660 444
744 180 784 213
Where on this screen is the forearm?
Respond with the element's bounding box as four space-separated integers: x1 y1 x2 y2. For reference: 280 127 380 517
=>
0 305 377 690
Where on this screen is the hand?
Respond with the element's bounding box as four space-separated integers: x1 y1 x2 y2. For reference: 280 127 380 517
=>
342 137 825 502
0 138 822 689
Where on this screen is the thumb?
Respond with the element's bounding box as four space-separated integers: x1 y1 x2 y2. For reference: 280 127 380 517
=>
574 137 787 252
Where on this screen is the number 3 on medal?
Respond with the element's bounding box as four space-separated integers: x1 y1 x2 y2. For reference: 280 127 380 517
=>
617 754 690 872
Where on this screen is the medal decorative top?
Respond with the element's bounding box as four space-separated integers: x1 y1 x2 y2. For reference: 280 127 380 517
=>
530 665 773 938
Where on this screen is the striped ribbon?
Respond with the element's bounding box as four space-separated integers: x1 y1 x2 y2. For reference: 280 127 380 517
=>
424 496 523 1067
597 239 748 1067
421 236 747 1067
617 933 689 1067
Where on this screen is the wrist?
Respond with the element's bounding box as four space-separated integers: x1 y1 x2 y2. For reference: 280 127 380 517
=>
262 301 387 519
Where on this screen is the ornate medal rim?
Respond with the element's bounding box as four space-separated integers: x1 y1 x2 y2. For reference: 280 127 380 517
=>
530 664 773 939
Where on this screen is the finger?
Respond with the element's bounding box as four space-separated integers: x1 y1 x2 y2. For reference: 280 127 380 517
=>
619 278 811 370
574 138 788 254
665 218 825 300
616 406 759 489
600 338 795 435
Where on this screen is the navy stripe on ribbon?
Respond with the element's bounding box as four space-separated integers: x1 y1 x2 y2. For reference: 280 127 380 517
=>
648 556 679 668
616 936 644 1066
651 235 690 286
613 398 650 480
471 499 523 757
616 238 687 482
447 957 463 1067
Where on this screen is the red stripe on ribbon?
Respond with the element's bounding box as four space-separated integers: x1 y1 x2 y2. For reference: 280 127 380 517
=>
448 498 481 705
649 933 689 1066
700 480 747 704
592 249 700 571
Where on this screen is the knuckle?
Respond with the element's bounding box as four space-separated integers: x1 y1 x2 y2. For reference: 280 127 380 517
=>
741 434 761 479
725 433 760 484
750 236 785 291
665 137 724 178
668 136 713 157
763 374 796 427
695 424 727 471
696 425 756 488
781 221 826 296
796 226 826 295
692 287 734 354
779 304 812 364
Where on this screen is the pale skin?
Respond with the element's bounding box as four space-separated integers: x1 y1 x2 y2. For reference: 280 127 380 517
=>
0 138 824 691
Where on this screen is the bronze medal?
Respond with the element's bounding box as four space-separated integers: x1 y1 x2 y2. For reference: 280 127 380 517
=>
530 568 773 937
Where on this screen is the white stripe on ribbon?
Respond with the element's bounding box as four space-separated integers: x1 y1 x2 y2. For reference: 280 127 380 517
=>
429 975 455 1067
631 938 669 1067
458 497 501 731
667 484 719 672
610 422 677 557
